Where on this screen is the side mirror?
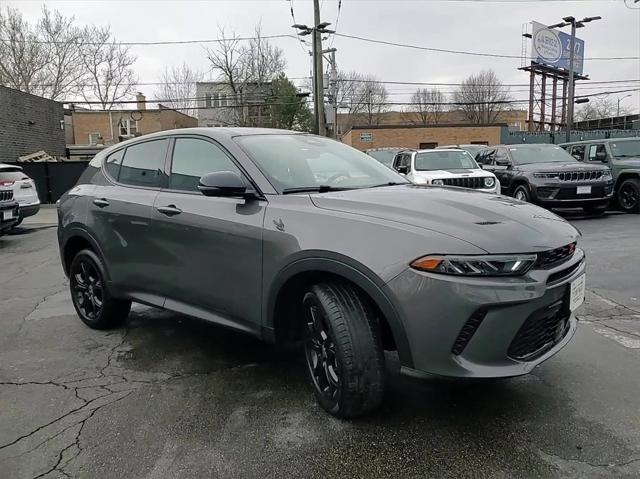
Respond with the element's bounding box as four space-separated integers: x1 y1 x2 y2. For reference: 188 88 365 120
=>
198 171 252 198
396 165 409 174
495 159 511 167
596 151 608 162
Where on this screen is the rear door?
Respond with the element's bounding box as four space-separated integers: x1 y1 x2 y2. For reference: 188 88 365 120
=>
89 138 170 305
150 136 266 333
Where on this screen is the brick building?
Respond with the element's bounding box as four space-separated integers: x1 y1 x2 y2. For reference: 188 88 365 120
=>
342 124 508 150
70 93 197 146
0 85 66 163
196 82 273 127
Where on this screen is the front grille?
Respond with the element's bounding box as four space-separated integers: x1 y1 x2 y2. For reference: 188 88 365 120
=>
441 177 488 189
558 170 603 181
547 260 581 284
507 298 571 361
536 242 576 268
451 310 487 355
555 186 607 200
0 190 13 202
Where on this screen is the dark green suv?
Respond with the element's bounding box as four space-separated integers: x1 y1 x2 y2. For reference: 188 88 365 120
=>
560 138 640 213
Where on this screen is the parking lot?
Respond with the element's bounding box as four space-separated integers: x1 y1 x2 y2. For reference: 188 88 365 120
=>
1 207 639 478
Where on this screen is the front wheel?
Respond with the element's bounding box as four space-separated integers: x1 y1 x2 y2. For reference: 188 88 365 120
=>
69 249 131 329
513 184 531 202
617 179 640 213
302 283 385 418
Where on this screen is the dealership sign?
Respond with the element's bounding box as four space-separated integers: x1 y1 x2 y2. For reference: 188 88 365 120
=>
360 132 373 142
531 21 584 75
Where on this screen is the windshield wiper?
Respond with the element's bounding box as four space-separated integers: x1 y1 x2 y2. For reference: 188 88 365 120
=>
366 181 408 189
282 185 352 195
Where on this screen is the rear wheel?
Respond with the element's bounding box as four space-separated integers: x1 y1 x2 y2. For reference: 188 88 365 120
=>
617 178 640 213
513 184 531 202
69 249 131 329
302 282 384 418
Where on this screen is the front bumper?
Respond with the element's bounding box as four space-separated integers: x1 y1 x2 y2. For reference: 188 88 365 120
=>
0 202 20 232
532 181 613 208
18 202 40 218
386 248 585 378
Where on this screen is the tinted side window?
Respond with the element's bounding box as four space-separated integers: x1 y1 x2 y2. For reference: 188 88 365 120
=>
169 138 241 191
570 145 585 161
104 150 124 180
119 139 169 187
495 149 508 163
588 144 606 162
481 149 496 165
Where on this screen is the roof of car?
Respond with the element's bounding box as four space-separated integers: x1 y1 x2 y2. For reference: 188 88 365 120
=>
364 147 407 152
416 148 465 153
0 163 23 170
559 137 638 146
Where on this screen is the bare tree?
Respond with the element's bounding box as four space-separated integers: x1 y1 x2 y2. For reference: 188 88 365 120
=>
575 96 633 121
0 7 49 95
453 69 512 124
155 63 203 117
361 79 388 126
334 71 389 130
81 25 137 110
205 24 285 126
404 88 447 125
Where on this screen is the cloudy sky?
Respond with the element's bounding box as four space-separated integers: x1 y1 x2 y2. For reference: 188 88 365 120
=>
6 0 640 112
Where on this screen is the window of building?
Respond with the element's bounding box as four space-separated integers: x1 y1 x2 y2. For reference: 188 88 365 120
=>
205 93 212 108
119 119 138 137
169 138 242 192
118 139 169 188
88 132 102 145
419 142 437 149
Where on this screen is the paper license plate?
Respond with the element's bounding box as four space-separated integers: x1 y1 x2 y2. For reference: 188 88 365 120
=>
577 186 591 195
2 210 14 220
569 274 586 312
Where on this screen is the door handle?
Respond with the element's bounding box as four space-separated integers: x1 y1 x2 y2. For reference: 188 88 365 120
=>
93 198 110 208
156 205 182 216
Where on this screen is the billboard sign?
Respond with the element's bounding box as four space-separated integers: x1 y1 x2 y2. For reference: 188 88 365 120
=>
530 21 584 75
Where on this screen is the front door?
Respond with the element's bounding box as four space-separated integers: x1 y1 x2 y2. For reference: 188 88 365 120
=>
151 136 266 333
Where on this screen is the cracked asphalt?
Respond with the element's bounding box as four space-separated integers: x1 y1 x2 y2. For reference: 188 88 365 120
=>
1 209 639 478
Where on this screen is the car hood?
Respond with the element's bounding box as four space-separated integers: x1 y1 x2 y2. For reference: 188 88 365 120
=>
517 162 607 172
413 169 495 179
310 185 579 254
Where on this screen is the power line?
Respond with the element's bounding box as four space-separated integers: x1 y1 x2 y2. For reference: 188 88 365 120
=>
0 34 297 46
289 0 310 54
334 32 640 61
329 0 343 48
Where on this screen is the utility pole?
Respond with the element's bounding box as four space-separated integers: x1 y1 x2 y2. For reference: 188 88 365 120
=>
292 3 334 136
323 47 338 138
549 16 601 142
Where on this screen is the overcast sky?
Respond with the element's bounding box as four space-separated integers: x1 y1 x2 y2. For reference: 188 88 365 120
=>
6 0 640 112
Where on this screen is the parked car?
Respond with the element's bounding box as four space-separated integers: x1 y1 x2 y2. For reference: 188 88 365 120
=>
437 144 486 159
58 128 585 418
0 164 40 226
391 148 500 193
0 186 19 236
477 144 614 214
560 137 640 213
364 147 405 169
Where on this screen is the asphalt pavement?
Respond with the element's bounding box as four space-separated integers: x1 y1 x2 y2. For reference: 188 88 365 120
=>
1 207 639 478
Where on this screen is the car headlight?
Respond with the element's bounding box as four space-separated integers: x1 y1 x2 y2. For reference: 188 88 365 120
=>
413 176 428 184
410 254 537 276
432 179 444 186
602 170 612 180
483 177 495 188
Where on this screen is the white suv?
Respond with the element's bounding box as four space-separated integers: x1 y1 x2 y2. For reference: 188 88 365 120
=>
392 148 500 193
0 164 40 225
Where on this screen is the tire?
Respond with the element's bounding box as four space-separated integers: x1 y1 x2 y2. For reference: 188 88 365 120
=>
302 282 385 418
69 249 131 330
583 204 608 216
513 184 531 202
617 178 640 214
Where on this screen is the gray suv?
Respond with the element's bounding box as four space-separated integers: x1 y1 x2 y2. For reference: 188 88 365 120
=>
58 128 586 418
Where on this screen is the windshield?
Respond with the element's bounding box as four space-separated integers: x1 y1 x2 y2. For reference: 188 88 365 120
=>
509 145 576 165
414 150 478 171
365 150 398 167
459 145 484 158
611 140 640 157
235 134 408 192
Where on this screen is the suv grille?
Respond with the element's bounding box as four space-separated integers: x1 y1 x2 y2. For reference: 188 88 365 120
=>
508 298 571 361
536 242 576 267
558 170 603 181
441 177 488 189
0 190 13 202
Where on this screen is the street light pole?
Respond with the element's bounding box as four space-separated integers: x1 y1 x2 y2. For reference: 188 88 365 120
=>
565 20 577 143
617 94 632 116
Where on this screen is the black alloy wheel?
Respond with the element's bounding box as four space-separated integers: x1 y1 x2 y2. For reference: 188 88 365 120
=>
69 249 131 329
618 179 640 213
304 298 341 404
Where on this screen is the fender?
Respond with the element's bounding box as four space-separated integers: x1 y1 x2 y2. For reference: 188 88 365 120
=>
265 252 414 368
59 225 110 279
614 170 640 191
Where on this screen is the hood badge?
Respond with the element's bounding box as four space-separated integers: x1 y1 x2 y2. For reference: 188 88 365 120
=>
273 218 285 232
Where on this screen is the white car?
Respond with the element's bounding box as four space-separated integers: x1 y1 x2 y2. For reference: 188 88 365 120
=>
391 148 500 193
0 164 40 226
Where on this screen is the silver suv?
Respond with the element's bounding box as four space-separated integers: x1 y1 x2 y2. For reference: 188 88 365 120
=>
58 128 585 418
